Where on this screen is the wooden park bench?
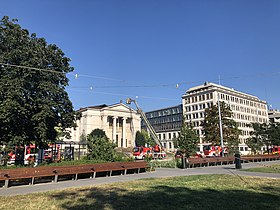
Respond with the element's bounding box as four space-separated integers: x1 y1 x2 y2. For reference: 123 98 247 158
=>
0 161 150 188
187 156 236 168
240 154 280 163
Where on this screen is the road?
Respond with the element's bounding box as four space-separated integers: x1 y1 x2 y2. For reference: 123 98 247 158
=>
0 160 279 196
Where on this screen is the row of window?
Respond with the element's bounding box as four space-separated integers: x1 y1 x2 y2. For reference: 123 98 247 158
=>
153 123 181 132
186 110 267 124
230 104 267 115
147 115 182 125
158 132 178 140
146 106 182 118
220 93 266 109
185 102 213 112
185 92 266 111
232 113 267 123
185 93 213 104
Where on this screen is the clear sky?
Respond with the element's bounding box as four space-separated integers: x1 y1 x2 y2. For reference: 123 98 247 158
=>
1 0 280 112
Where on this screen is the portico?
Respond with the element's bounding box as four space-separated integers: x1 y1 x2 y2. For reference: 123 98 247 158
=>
66 103 141 148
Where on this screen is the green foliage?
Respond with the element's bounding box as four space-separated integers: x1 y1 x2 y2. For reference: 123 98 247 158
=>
135 130 155 147
87 129 116 161
89 128 107 138
175 120 199 158
113 152 134 162
135 131 145 146
268 122 280 146
246 122 280 154
0 16 77 146
149 159 178 168
202 102 240 154
246 123 267 154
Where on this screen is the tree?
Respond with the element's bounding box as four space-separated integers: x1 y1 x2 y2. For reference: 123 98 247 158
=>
268 122 280 146
247 122 280 154
246 123 267 154
135 131 145 146
87 129 116 161
175 120 199 158
0 16 77 147
135 130 155 147
201 102 240 154
89 128 107 138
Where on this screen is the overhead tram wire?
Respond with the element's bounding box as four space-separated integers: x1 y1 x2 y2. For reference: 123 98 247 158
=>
66 88 180 102
0 63 66 75
1 62 280 91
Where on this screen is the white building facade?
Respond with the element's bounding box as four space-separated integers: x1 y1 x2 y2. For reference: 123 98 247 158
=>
66 103 141 148
182 82 268 155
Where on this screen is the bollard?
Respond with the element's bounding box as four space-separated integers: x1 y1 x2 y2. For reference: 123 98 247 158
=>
181 156 186 169
235 153 242 169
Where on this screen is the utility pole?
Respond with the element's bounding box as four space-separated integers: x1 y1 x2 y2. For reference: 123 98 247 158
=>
217 76 224 156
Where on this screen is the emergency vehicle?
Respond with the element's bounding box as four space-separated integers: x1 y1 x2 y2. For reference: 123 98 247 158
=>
264 146 280 155
133 145 166 160
126 98 166 160
203 145 223 157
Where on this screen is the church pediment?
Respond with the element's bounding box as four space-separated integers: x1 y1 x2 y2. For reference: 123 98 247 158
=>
107 103 137 113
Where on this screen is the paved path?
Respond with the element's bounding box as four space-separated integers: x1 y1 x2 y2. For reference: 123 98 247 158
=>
0 160 279 196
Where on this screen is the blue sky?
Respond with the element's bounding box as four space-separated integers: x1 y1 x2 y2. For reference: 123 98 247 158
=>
1 0 280 111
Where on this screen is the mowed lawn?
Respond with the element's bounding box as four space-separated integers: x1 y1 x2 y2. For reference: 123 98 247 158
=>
242 164 280 174
0 174 279 210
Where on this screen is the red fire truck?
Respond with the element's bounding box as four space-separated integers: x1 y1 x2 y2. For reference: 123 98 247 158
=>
133 145 166 160
203 145 223 157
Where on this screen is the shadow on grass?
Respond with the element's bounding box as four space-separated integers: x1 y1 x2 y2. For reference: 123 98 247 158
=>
50 181 280 210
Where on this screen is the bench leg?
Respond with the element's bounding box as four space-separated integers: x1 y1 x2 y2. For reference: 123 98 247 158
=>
4 180 9 188
109 170 112 177
75 174 78 181
124 169 127 175
93 172 96 179
54 175 58 183
30 177 35 185
137 168 140 174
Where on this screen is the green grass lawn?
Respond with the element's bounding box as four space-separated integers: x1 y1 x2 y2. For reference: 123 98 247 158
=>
0 174 279 210
242 164 280 174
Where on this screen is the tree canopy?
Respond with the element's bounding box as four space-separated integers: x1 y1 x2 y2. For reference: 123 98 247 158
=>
87 129 116 161
135 130 155 147
246 122 280 154
201 102 240 154
0 16 77 147
175 120 199 158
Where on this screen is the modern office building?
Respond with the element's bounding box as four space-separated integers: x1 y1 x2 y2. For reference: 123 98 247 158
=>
65 103 141 148
182 82 268 155
268 109 280 123
143 104 183 152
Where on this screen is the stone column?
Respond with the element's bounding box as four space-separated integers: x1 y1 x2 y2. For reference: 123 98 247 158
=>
122 117 127 148
112 116 117 143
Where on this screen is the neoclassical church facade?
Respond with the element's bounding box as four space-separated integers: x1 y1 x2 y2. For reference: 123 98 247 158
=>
66 103 141 148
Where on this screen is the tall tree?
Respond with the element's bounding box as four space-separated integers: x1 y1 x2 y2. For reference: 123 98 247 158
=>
135 130 155 147
0 16 77 147
135 131 145 147
87 129 116 161
201 102 240 154
246 123 267 154
175 120 199 158
247 122 280 154
268 122 280 146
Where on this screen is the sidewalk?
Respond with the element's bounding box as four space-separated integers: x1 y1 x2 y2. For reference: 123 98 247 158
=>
0 160 279 196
